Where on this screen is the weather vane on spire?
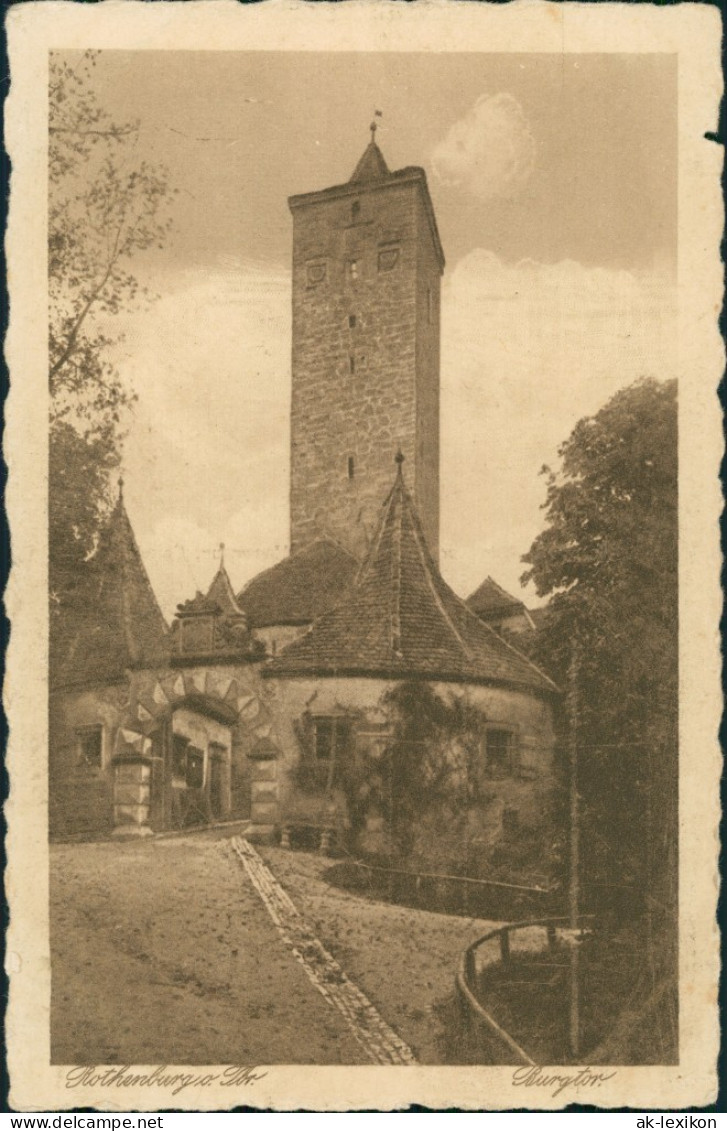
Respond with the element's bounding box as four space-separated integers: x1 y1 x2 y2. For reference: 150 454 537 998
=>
370 109 383 143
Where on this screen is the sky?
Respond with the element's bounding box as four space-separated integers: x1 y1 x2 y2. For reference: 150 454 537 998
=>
69 50 678 618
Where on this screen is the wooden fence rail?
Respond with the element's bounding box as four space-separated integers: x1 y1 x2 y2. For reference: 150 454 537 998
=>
341 856 554 919
455 915 595 1065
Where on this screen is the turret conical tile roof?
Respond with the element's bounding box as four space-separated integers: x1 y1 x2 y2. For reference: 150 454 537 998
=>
52 492 169 689
265 464 557 694
206 561 245 618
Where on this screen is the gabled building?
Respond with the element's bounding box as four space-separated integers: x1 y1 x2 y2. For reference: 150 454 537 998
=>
466 576 537 637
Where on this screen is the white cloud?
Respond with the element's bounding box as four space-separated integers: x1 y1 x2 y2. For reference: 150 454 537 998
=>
431 93 536 200
439 251 678 601
112 260 292 618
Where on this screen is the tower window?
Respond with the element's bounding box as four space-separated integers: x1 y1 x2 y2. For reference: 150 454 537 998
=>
347 456 355 479
348 314 356 329
306 260 327 286
349 355 355 375
348 260 359 280
351 200 361 220
378 247 400 272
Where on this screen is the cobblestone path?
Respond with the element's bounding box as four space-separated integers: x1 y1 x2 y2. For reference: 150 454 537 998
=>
230 836 417 1066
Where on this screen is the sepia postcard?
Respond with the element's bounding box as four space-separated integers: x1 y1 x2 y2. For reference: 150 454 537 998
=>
4 0 723 1112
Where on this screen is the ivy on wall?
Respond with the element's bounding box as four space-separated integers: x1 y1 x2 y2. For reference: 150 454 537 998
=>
291 682 493 858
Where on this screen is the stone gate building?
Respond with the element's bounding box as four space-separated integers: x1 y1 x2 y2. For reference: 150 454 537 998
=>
50 128 559 858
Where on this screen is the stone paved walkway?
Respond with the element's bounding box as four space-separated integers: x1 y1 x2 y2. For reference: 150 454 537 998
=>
231 836 417 1066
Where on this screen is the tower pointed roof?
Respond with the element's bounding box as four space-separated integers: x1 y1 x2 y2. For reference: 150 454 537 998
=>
288 130 444 272
265 461 557 694
206 558 244 618
52 489 169 689
349 137 390 183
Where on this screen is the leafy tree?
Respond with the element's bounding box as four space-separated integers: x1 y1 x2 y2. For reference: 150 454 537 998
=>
49 51 174 632
522 378 678 975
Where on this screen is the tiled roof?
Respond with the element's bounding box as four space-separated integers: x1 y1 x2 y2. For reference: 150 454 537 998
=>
350 139 390 183
467 576 527 619
206 562 245 618
176 592 221 617
265 465 558 694
237 540 359 628
51 493 169 690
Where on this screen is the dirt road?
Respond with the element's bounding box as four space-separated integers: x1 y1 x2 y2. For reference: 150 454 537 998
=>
51 831 367 1065
51 831 493 1065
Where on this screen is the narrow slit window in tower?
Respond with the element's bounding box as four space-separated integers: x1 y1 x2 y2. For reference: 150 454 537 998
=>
348 259 359 280
348 314 356 329
349 355 355 375
348 456 355 480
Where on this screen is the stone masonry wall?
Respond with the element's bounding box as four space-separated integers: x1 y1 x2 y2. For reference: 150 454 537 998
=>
264 675 556 852
290 176 441 561
49 662 282 837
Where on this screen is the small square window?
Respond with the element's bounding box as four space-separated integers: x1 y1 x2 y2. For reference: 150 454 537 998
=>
77 726 103 768
486 729 514 777
313 717 349 761
348 314 357 329
378 247 400 272
306 261 327 286
348 260 359 280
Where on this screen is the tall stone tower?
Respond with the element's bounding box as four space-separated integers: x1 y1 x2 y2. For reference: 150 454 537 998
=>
288 126 444 562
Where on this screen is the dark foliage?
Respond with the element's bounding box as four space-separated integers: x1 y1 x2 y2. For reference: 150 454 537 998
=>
49 51 175 636
522 378 678 983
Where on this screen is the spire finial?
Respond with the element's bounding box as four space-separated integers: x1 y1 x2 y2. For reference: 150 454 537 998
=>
219 541 225 569
395 448 405 471
370 109 382 143
118 474 124 502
